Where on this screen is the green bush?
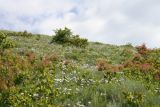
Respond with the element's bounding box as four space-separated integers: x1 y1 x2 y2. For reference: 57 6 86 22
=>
0 32 15 52
1 30 33 37
0 32 6 43
70 35 88 48
17 30 32 37
51 27 88 48
51 27 72 44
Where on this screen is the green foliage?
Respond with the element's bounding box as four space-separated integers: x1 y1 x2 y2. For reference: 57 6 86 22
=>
16 30 33 37
0 32 15 52
51 27 72 44
0 29 160 106
123 91 145 107
70 35 88 48
1 30 33 37
51 27 88 48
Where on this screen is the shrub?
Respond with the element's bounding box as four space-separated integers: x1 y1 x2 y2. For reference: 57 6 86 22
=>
96 58 122 73
136 43 149 55
3 30 33 37
26 51 36 64
0 51 23 90
123 43 133 48
123 91 145 107
51 27 88 48
0 32 15 53
6 32 16 36
94 42 103 45
70 35 88 48
51 27 72 44
17 30 32 37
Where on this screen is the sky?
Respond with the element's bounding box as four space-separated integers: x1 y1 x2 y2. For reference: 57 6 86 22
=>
0 0 160 48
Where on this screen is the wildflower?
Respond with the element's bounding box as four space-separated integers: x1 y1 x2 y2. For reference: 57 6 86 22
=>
76 88 80 91
88 101 91 104
21 93 24 95
67 104 71 106
33 93 39 97
68 89 72 91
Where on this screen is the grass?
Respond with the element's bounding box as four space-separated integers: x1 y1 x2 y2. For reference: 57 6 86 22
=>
0 30 160 107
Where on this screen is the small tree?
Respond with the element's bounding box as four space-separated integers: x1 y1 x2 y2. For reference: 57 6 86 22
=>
51 27 72 44
51 27 88 48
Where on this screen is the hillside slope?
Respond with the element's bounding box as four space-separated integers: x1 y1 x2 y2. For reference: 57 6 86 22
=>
0 30 160 107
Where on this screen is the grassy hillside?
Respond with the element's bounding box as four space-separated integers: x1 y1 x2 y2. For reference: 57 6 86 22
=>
0 30 160 107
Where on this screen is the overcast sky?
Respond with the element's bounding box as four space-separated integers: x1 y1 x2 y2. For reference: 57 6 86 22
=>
0 0 160 48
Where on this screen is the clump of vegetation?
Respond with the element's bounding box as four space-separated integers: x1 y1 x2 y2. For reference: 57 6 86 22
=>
3 30 33 37
51 27 72 44
96 58 122 72
51 27 88 48
17 30 33 37
0 32 15 53
136 43 149 55
0 29 160 107
70 35 88 48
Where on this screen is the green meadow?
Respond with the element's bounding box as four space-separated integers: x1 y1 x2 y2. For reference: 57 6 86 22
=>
0 29 160 107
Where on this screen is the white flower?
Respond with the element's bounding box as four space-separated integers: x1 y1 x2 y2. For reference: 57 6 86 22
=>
73 70 77 73
88 101 91 104
76 88 80 91
68 89 72 91
33 93 39 97
67 104 71 106
21 93 24 95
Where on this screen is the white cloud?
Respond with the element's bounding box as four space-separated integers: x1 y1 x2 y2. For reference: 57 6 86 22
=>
0 0 160 48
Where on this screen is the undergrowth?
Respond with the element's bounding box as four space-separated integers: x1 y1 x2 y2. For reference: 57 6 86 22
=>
0 30 159 107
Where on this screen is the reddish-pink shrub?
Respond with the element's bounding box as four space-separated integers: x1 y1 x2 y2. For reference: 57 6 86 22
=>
136 43 149 55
